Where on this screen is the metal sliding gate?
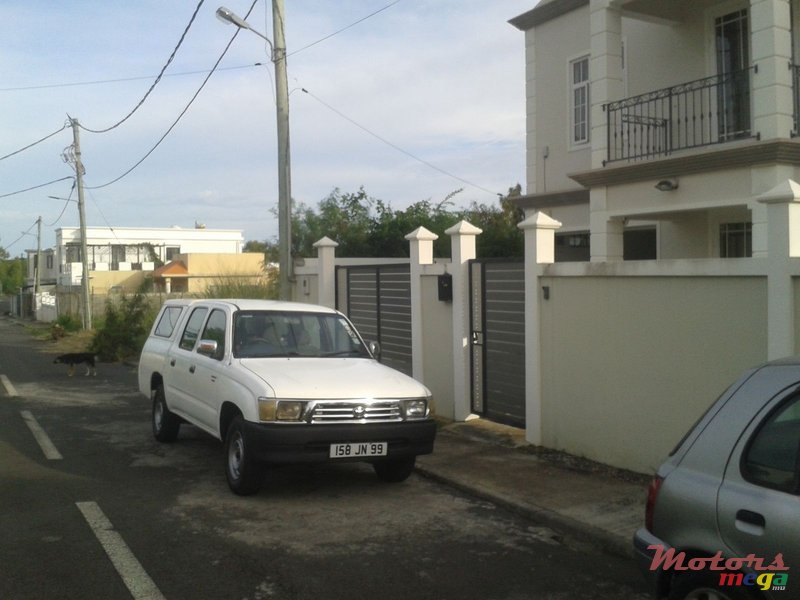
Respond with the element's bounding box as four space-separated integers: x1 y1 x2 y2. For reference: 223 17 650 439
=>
336 264 413 376
469 259 526 427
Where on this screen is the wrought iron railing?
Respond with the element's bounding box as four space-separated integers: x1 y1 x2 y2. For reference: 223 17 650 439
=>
604 67 754 164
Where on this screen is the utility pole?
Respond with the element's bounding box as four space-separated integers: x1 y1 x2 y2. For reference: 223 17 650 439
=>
272 0 292 301
216 3 293 300
34 216 41 296
68 118 92 330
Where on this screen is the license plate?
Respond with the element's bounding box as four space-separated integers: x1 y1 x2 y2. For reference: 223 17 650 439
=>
329 442 387 458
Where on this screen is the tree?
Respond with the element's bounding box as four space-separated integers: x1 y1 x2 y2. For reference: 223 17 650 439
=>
250 185 525 261
0 252 26 295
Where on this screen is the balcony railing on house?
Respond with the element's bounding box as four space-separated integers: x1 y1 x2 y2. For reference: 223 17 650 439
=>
604 67 754 164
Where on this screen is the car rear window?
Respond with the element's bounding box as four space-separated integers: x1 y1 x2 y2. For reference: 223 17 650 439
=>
742 395 800 494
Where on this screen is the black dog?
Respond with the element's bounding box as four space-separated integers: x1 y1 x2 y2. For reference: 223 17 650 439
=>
54 353 97 376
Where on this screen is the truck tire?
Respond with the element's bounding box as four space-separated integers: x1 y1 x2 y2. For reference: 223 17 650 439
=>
224 415 263 495
373 456 416 483
152 384 180 442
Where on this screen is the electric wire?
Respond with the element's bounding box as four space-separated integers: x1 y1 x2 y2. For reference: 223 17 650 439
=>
79 0 206 134
300 87 502 197
3 219 39 252
0 124 69 162
44 181 77 228
0 64 260 93
86 0 258 190
288 0 402 58
0 176 75 200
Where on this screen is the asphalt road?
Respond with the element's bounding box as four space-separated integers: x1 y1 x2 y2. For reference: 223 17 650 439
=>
0 317 650 600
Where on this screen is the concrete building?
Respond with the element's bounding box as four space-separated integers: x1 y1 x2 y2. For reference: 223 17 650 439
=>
509 0 799 262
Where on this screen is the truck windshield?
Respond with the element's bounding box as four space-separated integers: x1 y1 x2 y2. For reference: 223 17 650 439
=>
233 310 370 359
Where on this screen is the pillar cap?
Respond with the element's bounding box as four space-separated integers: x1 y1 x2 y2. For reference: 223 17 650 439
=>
404 226 439 241
517 211 562 230
444 220 482 236
312 236 339 248
757 179 800 205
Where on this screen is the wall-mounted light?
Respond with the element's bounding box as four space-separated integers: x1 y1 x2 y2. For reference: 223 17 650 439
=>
655 179 679 192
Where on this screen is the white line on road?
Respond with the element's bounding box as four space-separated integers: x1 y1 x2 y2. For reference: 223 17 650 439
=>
20 410 63 460
1 374 18 396
76 501 167 600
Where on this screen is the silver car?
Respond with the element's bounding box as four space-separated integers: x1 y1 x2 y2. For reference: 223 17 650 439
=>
634 359 799 599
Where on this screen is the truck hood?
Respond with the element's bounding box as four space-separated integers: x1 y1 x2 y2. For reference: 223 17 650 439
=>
239 357 430 399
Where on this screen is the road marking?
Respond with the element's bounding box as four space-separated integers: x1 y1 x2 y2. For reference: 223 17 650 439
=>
1 374 18 396
20 410 63 460
76 502 167 600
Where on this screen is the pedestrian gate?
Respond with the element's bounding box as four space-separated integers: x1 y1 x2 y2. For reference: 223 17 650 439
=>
336 264 412 376
469 259 526 427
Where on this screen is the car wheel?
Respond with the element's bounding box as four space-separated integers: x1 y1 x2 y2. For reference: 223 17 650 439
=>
152 384 180 442
668 572 757 600
224 415 263 495
373 456 416 483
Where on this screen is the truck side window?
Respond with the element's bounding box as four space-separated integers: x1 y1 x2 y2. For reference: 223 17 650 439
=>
201 309 227 360
179 308 208 351
154 306 184 338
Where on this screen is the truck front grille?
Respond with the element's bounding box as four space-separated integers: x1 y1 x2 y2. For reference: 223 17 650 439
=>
308 401 401 424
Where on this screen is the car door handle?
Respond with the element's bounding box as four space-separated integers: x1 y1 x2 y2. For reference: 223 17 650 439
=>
170 358 176 367
189 365 196 374
735 509 766 535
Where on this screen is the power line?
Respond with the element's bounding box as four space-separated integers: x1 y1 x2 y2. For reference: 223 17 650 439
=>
80 0 206 134
86 0 259 190
0 64 260 93
288 0 402 58
45 182 77 227
0 124 69 162
0 176 75 200
3 219 39 253
300 87 502 198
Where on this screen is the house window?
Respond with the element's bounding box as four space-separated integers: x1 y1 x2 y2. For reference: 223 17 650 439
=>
715 9 750 140
65 244 81 263
166 246 181 261
720 222 752 258
46 254 53 269
570 56 590 145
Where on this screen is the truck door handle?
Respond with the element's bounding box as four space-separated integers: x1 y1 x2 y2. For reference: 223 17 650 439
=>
170 359 176 367
189 365 196 374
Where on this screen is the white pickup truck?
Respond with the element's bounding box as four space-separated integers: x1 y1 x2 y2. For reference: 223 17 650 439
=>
138 298 436 495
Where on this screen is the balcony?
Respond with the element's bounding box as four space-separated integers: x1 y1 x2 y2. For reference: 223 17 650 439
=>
604 67 754 164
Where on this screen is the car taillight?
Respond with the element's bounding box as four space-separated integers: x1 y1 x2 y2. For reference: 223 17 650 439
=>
645 475 664 533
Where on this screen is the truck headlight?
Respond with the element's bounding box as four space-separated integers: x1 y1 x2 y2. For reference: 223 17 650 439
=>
401 398 429 420
276 400 306 421
258 398 276 421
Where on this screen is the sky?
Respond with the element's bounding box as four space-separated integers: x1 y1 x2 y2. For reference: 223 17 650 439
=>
0 0 535 255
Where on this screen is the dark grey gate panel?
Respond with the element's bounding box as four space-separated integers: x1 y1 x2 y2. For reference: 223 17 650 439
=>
337 264 412 376
470 260 526 427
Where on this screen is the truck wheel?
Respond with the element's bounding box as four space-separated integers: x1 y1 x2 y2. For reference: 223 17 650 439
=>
373 457 416 483
224 416 263 495
152 384 180 442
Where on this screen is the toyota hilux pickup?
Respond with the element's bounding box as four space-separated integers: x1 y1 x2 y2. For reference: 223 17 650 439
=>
138 299 436 495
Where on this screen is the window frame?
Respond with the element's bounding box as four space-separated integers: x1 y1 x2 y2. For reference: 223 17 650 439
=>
568 54 591 147
179 307 209 352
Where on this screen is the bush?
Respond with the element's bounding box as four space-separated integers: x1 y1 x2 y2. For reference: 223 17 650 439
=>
90 293 157 361
55 314 82 332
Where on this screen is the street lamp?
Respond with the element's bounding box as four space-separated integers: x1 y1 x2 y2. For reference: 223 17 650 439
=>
217 3 293 301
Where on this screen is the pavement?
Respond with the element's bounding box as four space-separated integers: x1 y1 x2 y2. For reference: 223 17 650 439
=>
416 418 650 559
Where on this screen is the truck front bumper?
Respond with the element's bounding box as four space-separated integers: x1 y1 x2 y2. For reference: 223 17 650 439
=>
242 419 437 464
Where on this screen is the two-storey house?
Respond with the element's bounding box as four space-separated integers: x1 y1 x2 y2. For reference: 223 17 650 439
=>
510 0 798 262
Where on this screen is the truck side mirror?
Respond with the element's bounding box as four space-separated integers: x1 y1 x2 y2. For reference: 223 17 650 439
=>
368 341 381 360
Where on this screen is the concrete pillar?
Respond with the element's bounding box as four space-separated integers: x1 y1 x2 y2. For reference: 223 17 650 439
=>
590 187 624 262
445 220 482 421
589 0 623 169
405 226 438 383
519 212 561 446
750 0 794 140
758 179 800 359
313 236 338 309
